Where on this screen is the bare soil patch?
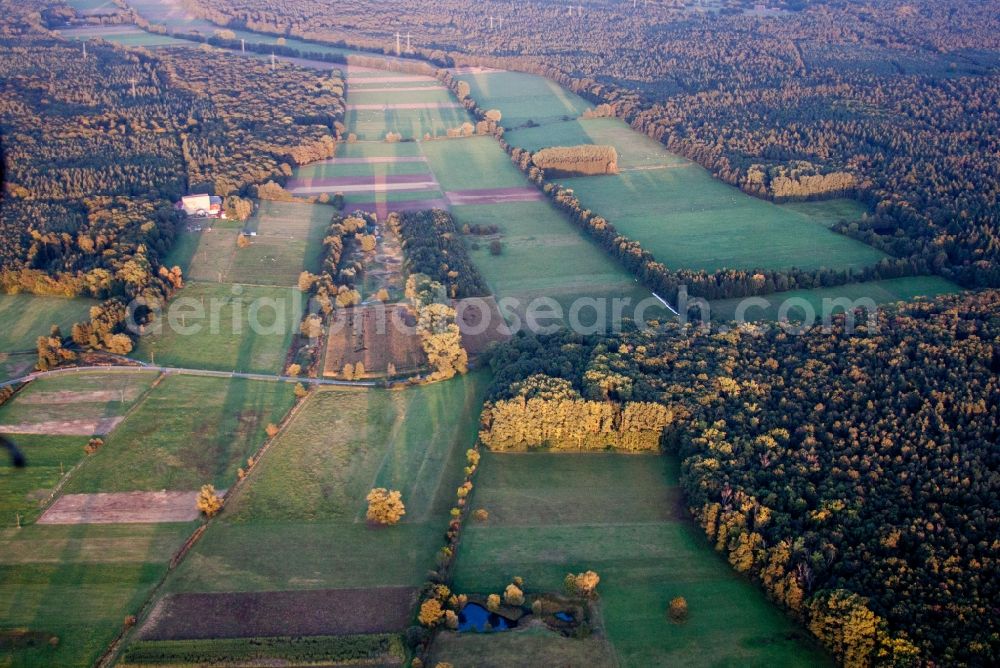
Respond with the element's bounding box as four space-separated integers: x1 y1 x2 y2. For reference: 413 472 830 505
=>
138 587 418 640
455 295 511 356
17 388 144 405
37 490 215 524
0 416 123 436
323 304 427 378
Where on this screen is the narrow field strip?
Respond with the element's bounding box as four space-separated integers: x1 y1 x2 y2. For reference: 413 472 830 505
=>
445 187 546 206
0 416 123 435
315 156 428 165
348 85 449 93
37 490 212 524
286 173 437 189
288 181 440 195
346 75 437 84
345 102 464 110
138 587 418 640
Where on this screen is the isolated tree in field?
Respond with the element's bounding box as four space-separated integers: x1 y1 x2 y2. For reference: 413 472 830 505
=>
196 484 223 518
668 596 688 622
486 593 501 612
489 239 502 256
265 423 280 437
366 488 405 525
237 233 250 249
473 508 489 522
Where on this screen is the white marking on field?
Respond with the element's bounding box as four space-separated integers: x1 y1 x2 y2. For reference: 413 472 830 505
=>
652 292 680 315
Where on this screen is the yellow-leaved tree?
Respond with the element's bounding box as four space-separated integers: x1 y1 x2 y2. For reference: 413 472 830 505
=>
196 484 223 518
365 488 405 525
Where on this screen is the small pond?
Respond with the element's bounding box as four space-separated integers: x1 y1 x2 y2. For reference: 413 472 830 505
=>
457 603 519 632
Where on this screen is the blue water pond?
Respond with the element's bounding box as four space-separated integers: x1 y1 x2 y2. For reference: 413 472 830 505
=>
457 603 516 632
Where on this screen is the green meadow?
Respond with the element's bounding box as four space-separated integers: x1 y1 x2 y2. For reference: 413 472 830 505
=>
709 275 960 322
505 116 885 274
169 201 331 287
0 523 194 668
453 200 657 314
420 136 527 191
63 375 295 493
452 453 831 667
0 370 157 431
163 374 487 593
130 282 301 374
0 294 96 352
455 70 593 128
345 107 471 141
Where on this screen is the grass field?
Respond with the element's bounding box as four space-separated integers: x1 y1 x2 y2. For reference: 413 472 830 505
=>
709 276 960 322
347 88 456 105
455 70 593 128
452 453 831 667
429 626 617 667
452 200 663 320
62 375 295 493
337 142 425 158
162 373 488 594
505 117 878 273
130 282 301 373
0 294 96 353
169 202 332 287
0 435 91 525
0 522 194 667
0 370 158 436
560 168 882 273
346 107 471 141
0 353 35 384
420 136 527 191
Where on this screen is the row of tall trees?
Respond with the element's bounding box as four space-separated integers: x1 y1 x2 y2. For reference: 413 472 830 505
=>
388 209 489 300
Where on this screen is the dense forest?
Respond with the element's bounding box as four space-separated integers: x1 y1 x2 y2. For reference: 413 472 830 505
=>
389 209 490 300
0 4 343 303
182 0 1000 291
485 290 999 666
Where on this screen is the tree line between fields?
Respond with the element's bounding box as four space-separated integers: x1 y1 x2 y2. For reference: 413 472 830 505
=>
479 290 999 667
